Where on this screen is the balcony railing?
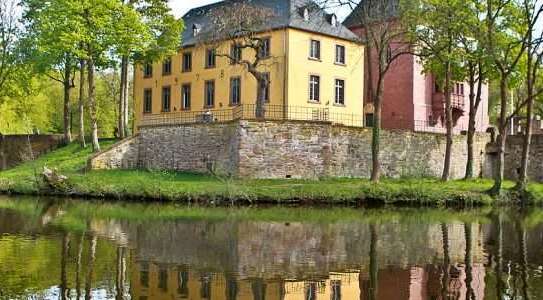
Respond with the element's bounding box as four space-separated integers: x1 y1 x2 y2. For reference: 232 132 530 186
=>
139 104 364 128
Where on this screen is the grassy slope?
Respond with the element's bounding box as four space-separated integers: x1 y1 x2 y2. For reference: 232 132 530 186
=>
0 142 541 205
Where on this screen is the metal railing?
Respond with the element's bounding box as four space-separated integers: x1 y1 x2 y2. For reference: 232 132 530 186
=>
139 104 365 127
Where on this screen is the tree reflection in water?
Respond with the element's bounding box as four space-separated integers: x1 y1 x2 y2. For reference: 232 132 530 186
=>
0 197 543 299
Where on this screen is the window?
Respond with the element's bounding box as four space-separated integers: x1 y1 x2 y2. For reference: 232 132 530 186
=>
162 86 171 112
257 73 270 103
335 45 346 64
178 270 189 297
192 24 201 36
305 282 317 300
309 75 320 102
230 45 242 64
331 280 341 300
335 79 345 105
182 52 192 72
143 63 153 78
460 83 464 95
158 268 168 292
162 57 172 75
365 113 374 127
181 84 191 110
140 263 149 288
310 40 321 59
303 8 310 21
205 80 215 107
143 89 152 113
205 49 216 68
259 38 270 58
230 77 241 105
200 275 211 299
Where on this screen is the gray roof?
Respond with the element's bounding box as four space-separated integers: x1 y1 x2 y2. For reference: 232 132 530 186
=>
181 0 360 47
343 0 400 29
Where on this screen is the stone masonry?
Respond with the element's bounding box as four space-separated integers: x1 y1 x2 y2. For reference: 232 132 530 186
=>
90 120 490 179
503 135 543 182
0 134 64 170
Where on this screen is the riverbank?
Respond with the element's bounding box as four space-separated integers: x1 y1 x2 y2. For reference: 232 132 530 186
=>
0 142 542 206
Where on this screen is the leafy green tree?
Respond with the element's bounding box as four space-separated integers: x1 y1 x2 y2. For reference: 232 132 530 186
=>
21 0 84 143
116 0 183 139
0 0 24 102
484 0 536 195
459 0 491 179
406 0 468 181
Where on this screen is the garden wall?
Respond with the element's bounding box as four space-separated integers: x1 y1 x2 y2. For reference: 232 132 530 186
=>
90 120 490 179
0 134 64 170
502 135 543 182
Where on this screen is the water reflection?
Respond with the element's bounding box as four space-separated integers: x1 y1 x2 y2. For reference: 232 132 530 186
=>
0 197 542 299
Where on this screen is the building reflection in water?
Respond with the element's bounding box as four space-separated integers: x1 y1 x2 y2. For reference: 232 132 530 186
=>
3 201 543 300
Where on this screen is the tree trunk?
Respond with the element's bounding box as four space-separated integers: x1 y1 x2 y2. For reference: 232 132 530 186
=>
87 56 100 152
464 223 475 300
255 73 267 118
85 235 97 300
440 223 450 299
75 233 84 300
79 59 86 148
490 78 509 195
368 224 378 300
63 57 73 144
517 39 534 193
123 64 130 137
118 56 128 139
371 77 384 183
442 63 453 182
60 233 70 300
465 68 477 179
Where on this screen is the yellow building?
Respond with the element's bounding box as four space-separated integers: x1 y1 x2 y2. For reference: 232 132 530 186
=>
133 0 364 131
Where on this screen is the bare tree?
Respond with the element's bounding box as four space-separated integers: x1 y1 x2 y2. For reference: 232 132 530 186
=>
78 59 87 148
325 0 411 182
201 2 277 118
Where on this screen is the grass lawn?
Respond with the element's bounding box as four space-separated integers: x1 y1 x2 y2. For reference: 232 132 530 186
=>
0 141 541 206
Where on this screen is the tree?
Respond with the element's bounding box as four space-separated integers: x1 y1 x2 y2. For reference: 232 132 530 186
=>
117 0 183 139
406 0 467 181
460 1 490 179
331 0 411 183
21 0 81 143
0 0 23 100
201 2 276 118
515 0 543 193
485 0 537 195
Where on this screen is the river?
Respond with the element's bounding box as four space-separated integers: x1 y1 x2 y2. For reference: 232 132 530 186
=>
0 195 542 299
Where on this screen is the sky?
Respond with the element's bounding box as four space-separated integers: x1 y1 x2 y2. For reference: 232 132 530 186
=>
168 0 222 18
167 0 354 20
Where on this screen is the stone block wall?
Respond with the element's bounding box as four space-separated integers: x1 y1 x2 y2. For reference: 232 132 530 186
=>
503 135 543 182
88 136 140 170
137 122 240 175
89 120 490 179
0 134 64 170
238 121 489 179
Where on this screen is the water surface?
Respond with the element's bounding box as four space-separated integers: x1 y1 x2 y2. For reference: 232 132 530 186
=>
0 196 542 299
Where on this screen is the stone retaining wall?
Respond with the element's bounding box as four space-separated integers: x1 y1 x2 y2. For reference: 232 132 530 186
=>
0 134 64 170
503 135 543 182
237 121 489 179
90 120 490 179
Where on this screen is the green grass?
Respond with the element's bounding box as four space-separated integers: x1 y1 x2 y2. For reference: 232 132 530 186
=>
0 141 542 206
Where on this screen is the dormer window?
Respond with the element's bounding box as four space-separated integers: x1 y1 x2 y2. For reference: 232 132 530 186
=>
192 24 201 36
331 14 338 27
303 8 310 21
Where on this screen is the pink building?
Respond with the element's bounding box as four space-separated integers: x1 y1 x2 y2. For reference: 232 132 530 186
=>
344 9 489 134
